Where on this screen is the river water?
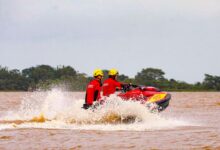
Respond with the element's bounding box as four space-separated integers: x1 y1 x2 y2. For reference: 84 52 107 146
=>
0 90 219 150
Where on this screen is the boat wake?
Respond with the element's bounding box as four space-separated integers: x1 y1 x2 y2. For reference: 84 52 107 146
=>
0 88 192 131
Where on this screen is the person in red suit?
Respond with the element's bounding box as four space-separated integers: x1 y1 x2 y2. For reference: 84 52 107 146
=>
83 69 103 109
102 69 123 97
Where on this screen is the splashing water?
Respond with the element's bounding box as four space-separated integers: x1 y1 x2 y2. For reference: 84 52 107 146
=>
0 88 192 131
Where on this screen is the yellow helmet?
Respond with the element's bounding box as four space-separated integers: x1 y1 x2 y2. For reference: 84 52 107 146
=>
93 69 104 77
108 69 119 76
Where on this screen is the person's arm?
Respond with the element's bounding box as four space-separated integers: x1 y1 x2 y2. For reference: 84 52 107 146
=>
115 81 123 91
86 84 95 105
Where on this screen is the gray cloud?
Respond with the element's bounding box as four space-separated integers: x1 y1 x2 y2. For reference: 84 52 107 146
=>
0 0 220 83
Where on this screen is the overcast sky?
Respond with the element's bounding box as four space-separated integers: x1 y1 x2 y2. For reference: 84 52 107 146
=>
0 0 220 83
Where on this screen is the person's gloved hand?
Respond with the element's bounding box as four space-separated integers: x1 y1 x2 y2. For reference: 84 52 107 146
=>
116 87 122 91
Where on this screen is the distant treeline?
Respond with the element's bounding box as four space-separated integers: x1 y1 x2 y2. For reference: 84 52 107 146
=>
0 65 220 91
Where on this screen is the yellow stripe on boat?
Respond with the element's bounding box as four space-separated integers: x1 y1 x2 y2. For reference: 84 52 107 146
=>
148 93 167 103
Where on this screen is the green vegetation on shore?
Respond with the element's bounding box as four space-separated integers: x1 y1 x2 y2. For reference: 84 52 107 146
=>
0 65 219 91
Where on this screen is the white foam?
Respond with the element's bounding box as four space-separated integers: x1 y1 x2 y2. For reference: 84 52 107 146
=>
0 88 193 131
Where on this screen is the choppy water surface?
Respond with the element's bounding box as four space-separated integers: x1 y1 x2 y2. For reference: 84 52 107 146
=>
0 90 219 149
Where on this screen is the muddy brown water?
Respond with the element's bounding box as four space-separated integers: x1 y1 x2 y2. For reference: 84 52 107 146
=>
0 92 219 150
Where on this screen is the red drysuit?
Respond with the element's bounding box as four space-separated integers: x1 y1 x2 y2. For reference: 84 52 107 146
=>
102 78 122 97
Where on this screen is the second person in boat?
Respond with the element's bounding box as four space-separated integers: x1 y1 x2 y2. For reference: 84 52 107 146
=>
102 69 123 97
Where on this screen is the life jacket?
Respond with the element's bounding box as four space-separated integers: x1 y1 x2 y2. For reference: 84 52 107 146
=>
84 79 102 105
102 78 122 97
